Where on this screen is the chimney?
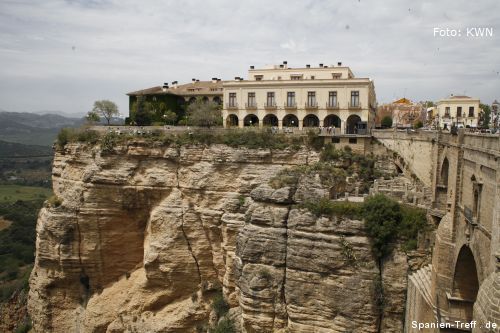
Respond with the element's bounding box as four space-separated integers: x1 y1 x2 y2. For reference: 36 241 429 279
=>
306 64 311 68
279 64 284 68
337 62 342 66
196 79 200 82
192 78 196 82
171 81 178 88
217 78 221 82
250 65 255 69
212 77 217 83
319 63 324 67
162 83 169 91
283 60 287 64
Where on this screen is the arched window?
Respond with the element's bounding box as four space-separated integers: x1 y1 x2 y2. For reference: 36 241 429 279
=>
440 158 449 187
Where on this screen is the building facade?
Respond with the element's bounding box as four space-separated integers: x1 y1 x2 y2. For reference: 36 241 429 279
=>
222 62 377 134
376 98 425 128
126 79 224 123
436 95 480 129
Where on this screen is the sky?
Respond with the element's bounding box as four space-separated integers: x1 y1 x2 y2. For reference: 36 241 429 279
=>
0 0 499 116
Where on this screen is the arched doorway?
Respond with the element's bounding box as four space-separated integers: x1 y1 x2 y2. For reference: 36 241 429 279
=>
283 114 299 127
263 114 278 127
244 114 259 127
451 246 479 322
303 114 319 127
324 115 341 128
226 114 239 127
188 97 196 104
213 96 222 105
346 115 361 134
202 96 209 103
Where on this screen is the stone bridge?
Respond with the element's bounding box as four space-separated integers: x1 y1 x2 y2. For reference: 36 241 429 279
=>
373 129 500 332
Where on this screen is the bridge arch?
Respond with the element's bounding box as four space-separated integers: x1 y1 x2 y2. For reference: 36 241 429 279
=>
451 245 480 321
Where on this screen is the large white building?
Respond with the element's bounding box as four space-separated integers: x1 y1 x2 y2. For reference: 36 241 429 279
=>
436 95 480 129
222 62 377 134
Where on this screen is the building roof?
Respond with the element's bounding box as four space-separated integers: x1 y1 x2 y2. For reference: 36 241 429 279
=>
393 97 412 104
449 95 471 99
127 81 224 97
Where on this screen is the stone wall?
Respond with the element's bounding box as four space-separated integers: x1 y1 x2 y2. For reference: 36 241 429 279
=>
375 129 500 332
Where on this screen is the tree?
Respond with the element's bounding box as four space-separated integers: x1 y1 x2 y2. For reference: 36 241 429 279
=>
381 116 393 128
414 120 423 129
85 111 100 124
132 96 152 126
479 104 491 128
162 110 177 125
186 98 222 128
363 194 403 260
92 100 119 125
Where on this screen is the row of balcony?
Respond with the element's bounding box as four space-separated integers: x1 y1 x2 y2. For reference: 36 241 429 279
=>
442 114 475 119
226 102 362 110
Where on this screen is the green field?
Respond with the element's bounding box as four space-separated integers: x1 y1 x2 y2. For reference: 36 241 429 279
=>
0 185 52 203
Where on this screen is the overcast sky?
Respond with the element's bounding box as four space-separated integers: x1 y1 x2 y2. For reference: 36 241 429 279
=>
1 0 499 116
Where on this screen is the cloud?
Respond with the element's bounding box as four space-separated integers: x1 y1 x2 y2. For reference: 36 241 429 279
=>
0 0 499 115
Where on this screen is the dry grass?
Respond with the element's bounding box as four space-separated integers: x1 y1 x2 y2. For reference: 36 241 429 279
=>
0 216 12 231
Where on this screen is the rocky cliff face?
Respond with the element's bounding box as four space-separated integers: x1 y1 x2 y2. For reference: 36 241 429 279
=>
29 141 414 332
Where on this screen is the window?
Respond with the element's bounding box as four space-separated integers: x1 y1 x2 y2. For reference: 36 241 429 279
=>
328 91 337 107
350 91 360 107
254 75 263 81
291 74 302 80
287 92 295 107
445 107 450 117
307 92 316 106
332 137 340 143
267 92 275 106
349 138 358 144
469 106 474 117
247 92 256 107
332 73 342 79
310 76 315 80
457 106 462 117
229 93 236 107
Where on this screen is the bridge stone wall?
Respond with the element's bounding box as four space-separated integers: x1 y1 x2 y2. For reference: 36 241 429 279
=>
373 129 499 332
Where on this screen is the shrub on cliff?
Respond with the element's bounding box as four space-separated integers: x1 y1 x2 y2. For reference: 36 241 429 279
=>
363 194 403 260
56 128 71 149
101 132 118 152
212 291 229 318
211 317 235 333
299 198 363 219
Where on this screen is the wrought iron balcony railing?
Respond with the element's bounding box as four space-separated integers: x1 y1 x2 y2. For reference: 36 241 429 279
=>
326 102 339 109
348 102 361 109
305 101 318 109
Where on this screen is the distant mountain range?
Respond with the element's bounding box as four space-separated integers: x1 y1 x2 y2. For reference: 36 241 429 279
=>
0 111 124 146
0 111 83 146
0 140 53 157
